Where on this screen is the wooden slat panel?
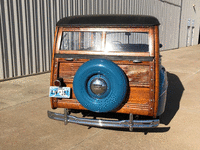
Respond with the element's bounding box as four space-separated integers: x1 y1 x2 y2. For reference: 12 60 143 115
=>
116 103 149 115
55 58 152 114
61 83 150 105
119 64 150 86
59 62 82 71
57 99 150 116
127 87 150 103
58 62 83 83
58 62 150 86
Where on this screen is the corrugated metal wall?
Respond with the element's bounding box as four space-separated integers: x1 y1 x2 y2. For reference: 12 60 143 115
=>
1 0 199 80
179 0 200 47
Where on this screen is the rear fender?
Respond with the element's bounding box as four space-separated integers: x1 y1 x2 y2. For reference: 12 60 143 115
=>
157 66 168 116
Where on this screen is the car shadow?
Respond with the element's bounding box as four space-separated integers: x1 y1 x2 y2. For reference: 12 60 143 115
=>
75 72 184 133
87 126 170 134
159 72 184 125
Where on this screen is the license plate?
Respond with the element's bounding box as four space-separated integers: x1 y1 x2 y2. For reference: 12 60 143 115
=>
49 86 70 98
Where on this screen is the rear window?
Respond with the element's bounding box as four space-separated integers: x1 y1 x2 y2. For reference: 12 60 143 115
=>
105 32 149 52
60 31 149 52
60 32 102 51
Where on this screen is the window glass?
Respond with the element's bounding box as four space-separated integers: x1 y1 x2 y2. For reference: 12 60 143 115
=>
60 31 149 52
105 32 149 52
60 32 102 50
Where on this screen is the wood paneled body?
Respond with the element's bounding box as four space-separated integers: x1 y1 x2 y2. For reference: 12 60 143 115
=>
51 59 155 116
58 60 150 86
50 26 159 117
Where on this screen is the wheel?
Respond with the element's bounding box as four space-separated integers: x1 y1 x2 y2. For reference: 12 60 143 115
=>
73 59 128 113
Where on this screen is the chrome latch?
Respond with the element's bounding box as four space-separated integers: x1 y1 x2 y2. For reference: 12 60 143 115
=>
129 113 133 131
133 60 142 63
65 58 74 61
64 108 69 125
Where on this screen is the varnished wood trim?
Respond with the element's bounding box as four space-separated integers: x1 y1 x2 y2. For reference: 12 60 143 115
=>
57 58 151 65
62 27 150 32
148 61 155 116
57 99 151 116
53 58 59 82
153 26 160 117
59 50 150 57
55 27 63 53
55 54 154 61
50 27 59 109
50 26 159 114
50 27 58 86
59 27 152 56
149 28 155 56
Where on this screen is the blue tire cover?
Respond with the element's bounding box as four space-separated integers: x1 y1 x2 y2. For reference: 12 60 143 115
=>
73 59 128 113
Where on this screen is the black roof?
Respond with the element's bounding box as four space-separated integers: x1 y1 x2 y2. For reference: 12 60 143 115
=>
56 15 160 27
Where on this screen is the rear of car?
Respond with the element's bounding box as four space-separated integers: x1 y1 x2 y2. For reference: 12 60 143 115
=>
48 15 167 131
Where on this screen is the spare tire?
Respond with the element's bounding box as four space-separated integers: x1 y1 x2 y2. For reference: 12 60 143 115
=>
73 59 128 113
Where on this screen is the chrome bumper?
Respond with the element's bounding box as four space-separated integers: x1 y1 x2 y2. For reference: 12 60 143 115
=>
48 109 159 131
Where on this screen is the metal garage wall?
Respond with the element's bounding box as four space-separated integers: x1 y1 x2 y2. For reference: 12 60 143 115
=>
0 0 199 80
179 0 200 47
1 0 59 79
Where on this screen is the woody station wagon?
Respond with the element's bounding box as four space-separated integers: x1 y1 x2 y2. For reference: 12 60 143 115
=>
48 15 168 131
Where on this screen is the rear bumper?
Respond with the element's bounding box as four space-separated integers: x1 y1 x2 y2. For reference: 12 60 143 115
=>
48 109 159 131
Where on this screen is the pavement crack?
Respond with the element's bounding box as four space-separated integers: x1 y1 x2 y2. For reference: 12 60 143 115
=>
182 69 200 82
69 129 102 150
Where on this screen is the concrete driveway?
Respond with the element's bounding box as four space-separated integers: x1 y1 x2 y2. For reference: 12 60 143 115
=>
0 45 200 150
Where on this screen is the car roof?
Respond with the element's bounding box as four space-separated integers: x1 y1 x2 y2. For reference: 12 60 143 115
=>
56 15 160 27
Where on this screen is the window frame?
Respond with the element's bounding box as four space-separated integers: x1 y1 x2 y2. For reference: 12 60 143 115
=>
55 27 155 57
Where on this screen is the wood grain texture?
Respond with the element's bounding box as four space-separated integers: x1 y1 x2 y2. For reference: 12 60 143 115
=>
50 27 58 86
58 62 150 86
50 27 58 109
56 99 150 116
148 61 155 116
55 60 153 114
119 64 150 86
149 27 155 56
59 50 150 57
50 26 160 116
60 84 150 104
62 27 150 32
153 26 160 117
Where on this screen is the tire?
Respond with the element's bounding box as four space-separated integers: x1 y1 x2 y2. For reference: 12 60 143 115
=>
73 59 128 113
